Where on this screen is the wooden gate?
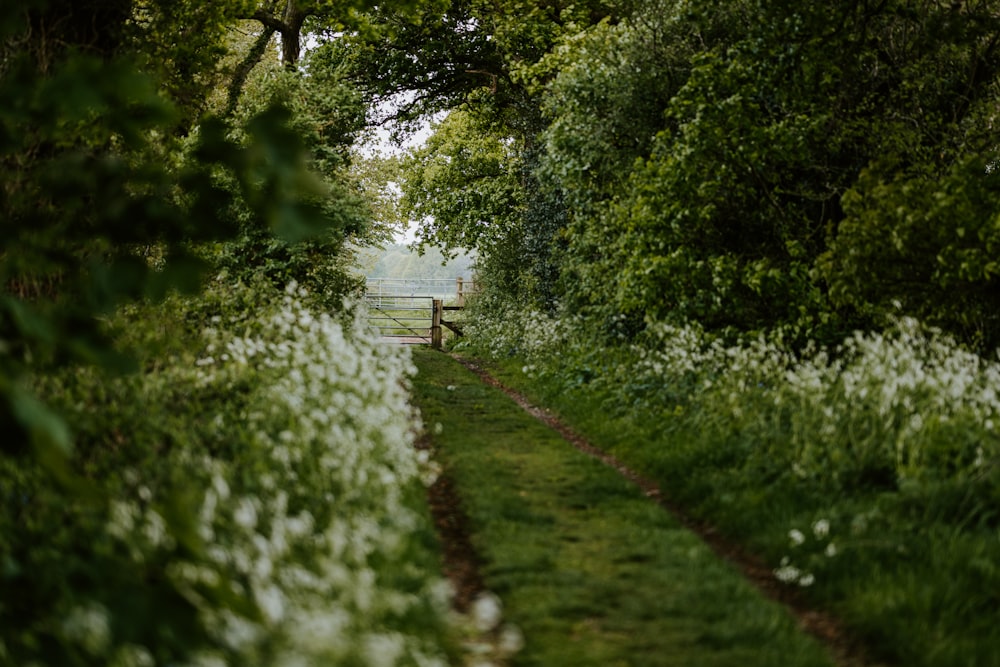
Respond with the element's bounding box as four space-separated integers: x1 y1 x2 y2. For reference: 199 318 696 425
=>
364 295 434 344
364 277 477 347
365 296 467 348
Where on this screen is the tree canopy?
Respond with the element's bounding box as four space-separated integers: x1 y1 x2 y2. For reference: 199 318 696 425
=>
0 0 388 467
342 0 1000 350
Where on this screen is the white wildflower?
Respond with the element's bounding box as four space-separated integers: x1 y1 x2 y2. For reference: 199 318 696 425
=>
363 633 406 667
142 509 172 549
471 592 504 633
61 286 457 666
774 559 801 584
210 474 230 501
498 624 525 654
255 584 286 624
61 601 111 656
107 500 138 540
233 498 258 530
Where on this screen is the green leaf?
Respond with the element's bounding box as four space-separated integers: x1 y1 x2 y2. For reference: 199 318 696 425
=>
7 385 72 459
146 254 210 300
271 202 330 243
86 256 150 313
2 298 57 345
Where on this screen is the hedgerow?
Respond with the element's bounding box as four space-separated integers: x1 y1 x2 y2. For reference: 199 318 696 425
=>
1 280 452 666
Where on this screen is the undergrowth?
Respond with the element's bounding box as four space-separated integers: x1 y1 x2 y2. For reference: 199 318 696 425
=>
455 305 1000 666
1 278 454 666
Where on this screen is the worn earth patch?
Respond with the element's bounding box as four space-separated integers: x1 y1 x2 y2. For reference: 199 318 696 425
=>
416 432 486 613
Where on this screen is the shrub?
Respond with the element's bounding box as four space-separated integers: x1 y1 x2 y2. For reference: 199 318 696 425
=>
1 281 452 666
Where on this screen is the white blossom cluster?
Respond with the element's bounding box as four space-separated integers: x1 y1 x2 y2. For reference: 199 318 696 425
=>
55 284 451 666
773 519 837 587
652 318 997 482
461 303 583 363
736 318 1000 481
467 305 1000 484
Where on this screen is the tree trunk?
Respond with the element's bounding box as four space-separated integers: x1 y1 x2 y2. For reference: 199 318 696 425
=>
228 1 312 113
280 2 308 68
226 26 277 116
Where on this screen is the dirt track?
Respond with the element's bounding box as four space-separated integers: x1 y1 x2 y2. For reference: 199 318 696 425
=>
428 353 882 667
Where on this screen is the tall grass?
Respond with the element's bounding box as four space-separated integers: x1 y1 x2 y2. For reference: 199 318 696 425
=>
458 306 1000 665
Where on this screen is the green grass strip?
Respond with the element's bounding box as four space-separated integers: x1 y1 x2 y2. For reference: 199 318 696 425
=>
411 348 835 667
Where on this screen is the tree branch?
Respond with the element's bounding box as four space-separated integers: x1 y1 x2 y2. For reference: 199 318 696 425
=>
225 25 276 117
251 8 287 33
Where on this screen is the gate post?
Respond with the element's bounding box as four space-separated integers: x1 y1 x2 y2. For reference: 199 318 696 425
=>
431 299 443 349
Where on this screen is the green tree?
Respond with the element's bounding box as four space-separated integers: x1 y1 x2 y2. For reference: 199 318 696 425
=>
822 157 1000 349
402 112 521 252
2 1 406 661
398 111 527 293
543 0 1000 346
212 40 376 304
0 0 362 461
225 0 447 116
340 0 623 306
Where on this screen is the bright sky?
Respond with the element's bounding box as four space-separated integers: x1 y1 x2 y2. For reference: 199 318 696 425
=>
356 107 441 244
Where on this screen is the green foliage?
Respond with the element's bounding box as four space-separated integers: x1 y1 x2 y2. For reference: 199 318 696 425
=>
127 0 256 120
337 0 621 121
334 0 510 123
399 111 539 297
2 281 454 665
0 0 378 525
339 0 624 309
822 156 1000 349
364 0 1000 347
1 1 459 664
1 53 188 452
538 0 1000 345
537 10 690 211
459 308 1000 666
401 111 523 253
518 145 567 309
411 348 834 667
0 55 343 450
210 52 372 305
346 152 408 245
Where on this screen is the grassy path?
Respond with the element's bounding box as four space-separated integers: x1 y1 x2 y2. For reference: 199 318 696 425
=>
410 348 838 667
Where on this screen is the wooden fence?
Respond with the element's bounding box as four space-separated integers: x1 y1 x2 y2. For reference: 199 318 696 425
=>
364 277 478 348
364 277 479 300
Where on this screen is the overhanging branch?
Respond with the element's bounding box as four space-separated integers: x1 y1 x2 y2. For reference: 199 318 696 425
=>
225 25 276 117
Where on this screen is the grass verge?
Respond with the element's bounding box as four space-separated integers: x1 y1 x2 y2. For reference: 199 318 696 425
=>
462 343 1000 667
410 347 836 667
